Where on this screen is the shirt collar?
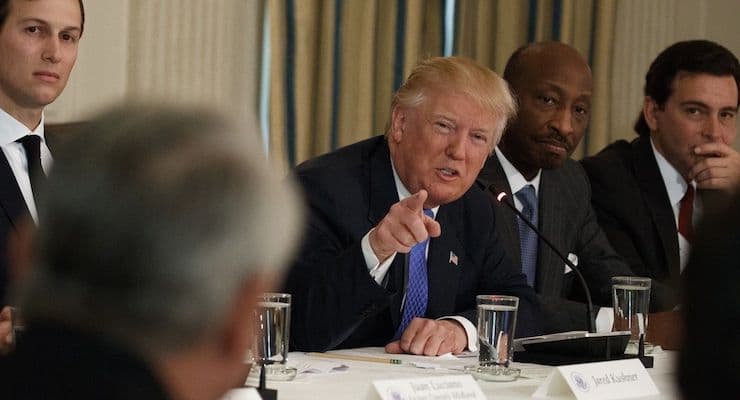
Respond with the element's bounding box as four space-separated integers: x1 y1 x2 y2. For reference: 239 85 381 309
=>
650 137 692 206
390 159 439 218
495 146 542 195
0 107 45 145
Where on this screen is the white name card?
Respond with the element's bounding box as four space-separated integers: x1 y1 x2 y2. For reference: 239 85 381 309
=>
371 374 486 400
533 359 659 400
219 388 262 400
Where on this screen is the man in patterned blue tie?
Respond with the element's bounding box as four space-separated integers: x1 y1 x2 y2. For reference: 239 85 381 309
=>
287 56 541 356
477 42 660 334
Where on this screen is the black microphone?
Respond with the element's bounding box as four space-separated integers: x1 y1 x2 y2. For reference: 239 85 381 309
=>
488 185 596 333
487 184 650 367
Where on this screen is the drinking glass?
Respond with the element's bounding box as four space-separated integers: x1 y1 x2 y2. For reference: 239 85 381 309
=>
466 295 520 382
252 293 296 381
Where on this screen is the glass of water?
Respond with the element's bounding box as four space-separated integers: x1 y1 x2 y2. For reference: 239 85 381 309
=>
252 292 297 381
466 295 520 382
612 276 652 353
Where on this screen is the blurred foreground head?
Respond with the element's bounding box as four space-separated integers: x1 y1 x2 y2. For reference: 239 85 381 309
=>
16 104 303 398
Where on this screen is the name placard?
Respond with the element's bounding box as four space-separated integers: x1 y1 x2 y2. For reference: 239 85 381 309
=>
533 359 659 400
372 374 486 400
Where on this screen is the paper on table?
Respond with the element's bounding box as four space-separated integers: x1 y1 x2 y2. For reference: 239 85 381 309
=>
294 360 349 374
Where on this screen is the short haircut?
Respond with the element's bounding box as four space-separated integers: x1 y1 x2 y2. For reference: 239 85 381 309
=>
0 0 85 35
17 104 303 357
634 40 740 136
389 56 517 145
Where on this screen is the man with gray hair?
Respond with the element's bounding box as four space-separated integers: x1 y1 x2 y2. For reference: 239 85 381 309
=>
0 105 303 399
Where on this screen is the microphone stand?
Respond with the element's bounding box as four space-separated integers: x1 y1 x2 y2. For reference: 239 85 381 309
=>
488 185 596 333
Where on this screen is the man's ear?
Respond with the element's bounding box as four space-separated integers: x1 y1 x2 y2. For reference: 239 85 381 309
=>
643 96 660 132
8 217 37 288
389 107 406 143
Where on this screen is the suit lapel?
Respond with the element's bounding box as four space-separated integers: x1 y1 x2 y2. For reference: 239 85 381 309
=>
536 169 565 296
633 137 680 278
426 203 463 316
367 138 399 226
0 152 28 230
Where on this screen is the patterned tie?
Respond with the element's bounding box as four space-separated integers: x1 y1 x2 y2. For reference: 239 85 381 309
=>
516 185 538 287
394 208 434 339
17 135 45 198
678 185 694 243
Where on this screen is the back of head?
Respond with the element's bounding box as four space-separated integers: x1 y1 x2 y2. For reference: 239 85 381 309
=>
390 56 517 139
17 104 303 358
634 40 740 136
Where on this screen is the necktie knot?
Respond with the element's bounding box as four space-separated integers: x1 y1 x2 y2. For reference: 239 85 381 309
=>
516 185 537 213
17 135 45 197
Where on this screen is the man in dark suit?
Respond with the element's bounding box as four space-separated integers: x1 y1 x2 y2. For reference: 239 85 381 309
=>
0 105 304 399
581 40 740 306
287 56 541 356
0 0 85 310
478 42 653 334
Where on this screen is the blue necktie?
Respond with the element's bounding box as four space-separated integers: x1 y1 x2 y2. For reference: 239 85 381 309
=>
516 185 538 287
394 209 434 339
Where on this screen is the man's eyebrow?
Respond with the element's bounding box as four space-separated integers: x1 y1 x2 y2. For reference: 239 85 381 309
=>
19 17 81 33
678 100 709 108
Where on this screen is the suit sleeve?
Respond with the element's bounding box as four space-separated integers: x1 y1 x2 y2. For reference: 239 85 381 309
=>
283 176 393 352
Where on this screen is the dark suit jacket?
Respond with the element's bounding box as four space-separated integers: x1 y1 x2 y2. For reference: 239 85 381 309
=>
0 322 171 399
0 126 77 305
285 136 541 352
477 155 639 333
581 136 680 309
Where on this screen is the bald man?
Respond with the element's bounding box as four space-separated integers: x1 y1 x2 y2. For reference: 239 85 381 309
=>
477 42 665 334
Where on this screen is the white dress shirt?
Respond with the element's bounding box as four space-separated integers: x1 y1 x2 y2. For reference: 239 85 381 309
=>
359 160 477 351
0 108 53 224
651 139 702 272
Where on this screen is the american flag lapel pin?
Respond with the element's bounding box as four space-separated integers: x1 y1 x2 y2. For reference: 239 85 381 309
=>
449 251 459 266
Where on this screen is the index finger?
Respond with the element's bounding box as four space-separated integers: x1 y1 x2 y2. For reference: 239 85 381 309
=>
401 189 428 214
694 142 735 157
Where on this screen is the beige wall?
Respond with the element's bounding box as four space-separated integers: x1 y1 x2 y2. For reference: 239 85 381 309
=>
46 0 262 128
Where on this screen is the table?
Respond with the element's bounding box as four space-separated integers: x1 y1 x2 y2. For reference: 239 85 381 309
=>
253 348 681 399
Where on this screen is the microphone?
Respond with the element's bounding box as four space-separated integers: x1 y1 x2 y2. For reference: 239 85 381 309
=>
487 184 649 367
488 185 596 333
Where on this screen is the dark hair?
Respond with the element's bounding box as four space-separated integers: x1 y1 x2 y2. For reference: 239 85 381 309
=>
0 0 85 35
634 40 740 136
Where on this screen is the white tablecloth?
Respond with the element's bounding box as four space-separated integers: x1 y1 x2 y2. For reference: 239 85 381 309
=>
249 347 681 399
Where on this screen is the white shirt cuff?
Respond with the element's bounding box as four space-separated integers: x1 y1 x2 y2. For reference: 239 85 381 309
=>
361 229 397 284
438 316 478 352
595 307 614 333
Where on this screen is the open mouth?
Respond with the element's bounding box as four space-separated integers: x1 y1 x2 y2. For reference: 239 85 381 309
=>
436 167 460 180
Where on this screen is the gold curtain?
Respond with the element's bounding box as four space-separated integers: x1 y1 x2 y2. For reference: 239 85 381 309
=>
268 0 618 166
268 0 445 166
